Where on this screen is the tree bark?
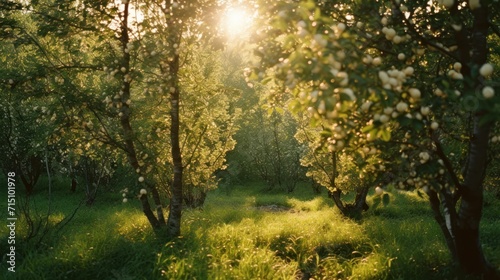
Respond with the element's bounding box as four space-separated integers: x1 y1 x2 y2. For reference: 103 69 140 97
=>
119 1 162 230
428 4 499 278
428 190 458 261
140 193 161 229
454 117 496 278
18 155 42 195
328 152 368 217
167 76 183 237
151 186 166 225
450 5 497 278
353 186 369 212
167 47 184 237
329 151 347 213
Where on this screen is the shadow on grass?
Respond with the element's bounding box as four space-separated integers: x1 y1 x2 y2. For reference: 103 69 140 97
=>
362 189 467 279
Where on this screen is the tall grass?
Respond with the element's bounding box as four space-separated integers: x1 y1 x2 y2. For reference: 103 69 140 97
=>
1 180 498 279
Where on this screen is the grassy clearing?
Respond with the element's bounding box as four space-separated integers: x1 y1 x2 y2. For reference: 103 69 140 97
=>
1 180 499 279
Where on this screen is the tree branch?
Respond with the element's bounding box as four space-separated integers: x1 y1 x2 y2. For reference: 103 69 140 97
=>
431 130 463 194
390 0 459 61
428 189 458 261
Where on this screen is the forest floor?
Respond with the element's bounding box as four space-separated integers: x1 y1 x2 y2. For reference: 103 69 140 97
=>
1 179 499 279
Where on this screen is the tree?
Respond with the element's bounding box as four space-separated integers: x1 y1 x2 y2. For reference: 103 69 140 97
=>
150 44 240 208
0 0 75 194
1 0 237 238
0 99 44 195
251 0 499 277
295 113 387 217
122 0 236 233
83 0 236 235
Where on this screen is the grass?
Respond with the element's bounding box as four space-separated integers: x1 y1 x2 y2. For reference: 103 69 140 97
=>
0 179 499 279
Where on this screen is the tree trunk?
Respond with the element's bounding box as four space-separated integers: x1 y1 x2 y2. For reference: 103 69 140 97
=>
329 188 347 214
454 117 496 278
426 5 498 277
428 190 458 261
353 186 369 212
329 151 347 214
119 1 162 231
70 178 77 193
450 5 497 278
18 155 42 195
328 152 368 218
140 192 161 229
151 186 166 225
167 77 183 237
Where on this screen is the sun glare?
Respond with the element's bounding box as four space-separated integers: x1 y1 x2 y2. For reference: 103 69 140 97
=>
222 7 252 36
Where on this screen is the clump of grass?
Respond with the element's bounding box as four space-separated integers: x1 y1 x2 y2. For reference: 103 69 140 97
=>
287 197 330 212
253 194 291 208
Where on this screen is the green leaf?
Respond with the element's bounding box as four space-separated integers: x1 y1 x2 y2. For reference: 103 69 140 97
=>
314 7 322 20
377 128 391 142
300 0 316 11
275 107 284 115
417 190 424 198
261 76 273 85
382 193 390 206
361 125 374 133
372 196 381 209
320 129 332 138
267 107 274 116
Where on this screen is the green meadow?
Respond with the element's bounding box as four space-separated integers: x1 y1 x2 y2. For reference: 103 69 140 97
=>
1 179 499 280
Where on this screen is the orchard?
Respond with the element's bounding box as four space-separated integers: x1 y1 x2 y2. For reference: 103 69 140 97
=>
0 0 498 279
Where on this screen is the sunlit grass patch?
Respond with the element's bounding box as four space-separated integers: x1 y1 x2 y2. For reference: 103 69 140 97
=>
113 208 152 242
287 196 330 211
156 219 298 279
174 185 463 279
163 189 374 279
363 189 451 279
367 189 432 220
254 194 292 208
246 208 370 277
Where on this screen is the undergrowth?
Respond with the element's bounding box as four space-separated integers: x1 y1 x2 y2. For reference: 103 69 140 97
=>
0 180 498 279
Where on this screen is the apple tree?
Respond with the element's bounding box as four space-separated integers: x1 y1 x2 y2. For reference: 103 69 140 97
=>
1 0 238 238
251 0 499 276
